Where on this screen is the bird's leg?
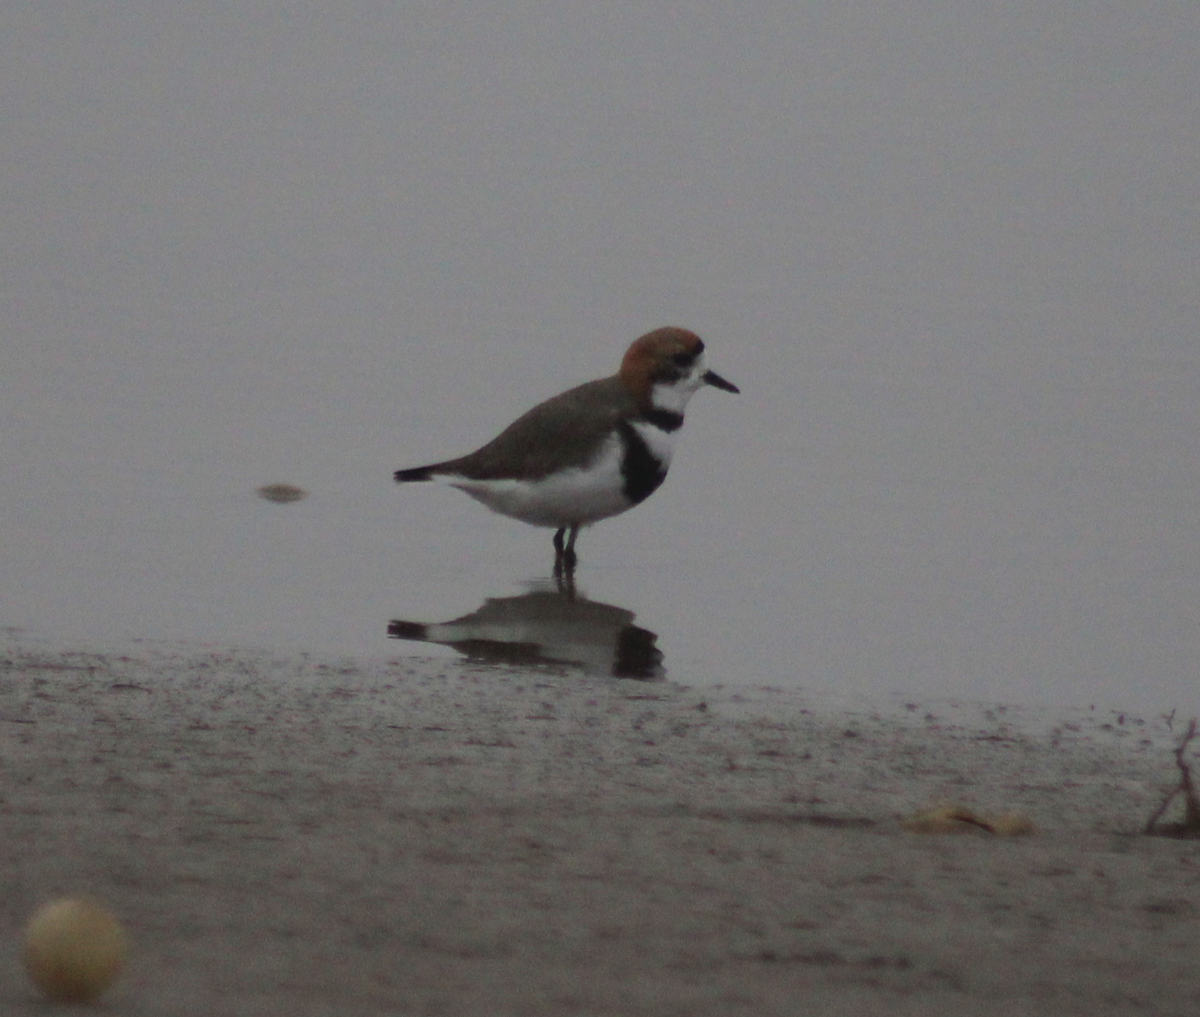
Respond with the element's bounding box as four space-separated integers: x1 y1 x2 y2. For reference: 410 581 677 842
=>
552 525 579 575
553 527 568 576
553 564 577 599
562 524 579 571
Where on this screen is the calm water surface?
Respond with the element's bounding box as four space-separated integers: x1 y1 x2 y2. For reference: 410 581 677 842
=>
5 4 1198 714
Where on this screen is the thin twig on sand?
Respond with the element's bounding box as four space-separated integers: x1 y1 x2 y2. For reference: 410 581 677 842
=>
1144 718 1200 838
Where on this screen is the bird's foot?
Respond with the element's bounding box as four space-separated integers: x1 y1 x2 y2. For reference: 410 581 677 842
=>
552 525 579 576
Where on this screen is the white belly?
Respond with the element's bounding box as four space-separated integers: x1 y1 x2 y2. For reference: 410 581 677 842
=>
449 435 636 528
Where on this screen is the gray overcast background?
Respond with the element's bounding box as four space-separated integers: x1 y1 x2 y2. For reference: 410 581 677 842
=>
4 3 1199 711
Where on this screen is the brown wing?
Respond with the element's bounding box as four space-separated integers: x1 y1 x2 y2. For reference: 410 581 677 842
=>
444 376 635 481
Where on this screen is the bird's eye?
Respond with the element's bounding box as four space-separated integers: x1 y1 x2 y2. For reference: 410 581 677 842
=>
672 351 698 367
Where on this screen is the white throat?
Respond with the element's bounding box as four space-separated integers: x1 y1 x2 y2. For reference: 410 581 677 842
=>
648 356 709 414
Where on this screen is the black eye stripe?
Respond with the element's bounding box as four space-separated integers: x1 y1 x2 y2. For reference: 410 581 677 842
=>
671 346 702 367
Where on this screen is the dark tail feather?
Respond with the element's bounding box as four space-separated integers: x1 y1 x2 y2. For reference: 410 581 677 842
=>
387 620 429 639
394 464 439 482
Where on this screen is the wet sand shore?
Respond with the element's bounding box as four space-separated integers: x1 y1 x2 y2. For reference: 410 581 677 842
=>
2 642 1198 1016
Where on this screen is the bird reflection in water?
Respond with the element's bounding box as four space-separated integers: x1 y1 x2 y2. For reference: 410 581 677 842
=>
387 580 663 680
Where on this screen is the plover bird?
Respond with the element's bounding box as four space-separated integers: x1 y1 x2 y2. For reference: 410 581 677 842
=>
394 326 738 571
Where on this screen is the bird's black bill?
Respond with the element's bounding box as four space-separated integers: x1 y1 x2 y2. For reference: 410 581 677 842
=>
703 369 739 393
